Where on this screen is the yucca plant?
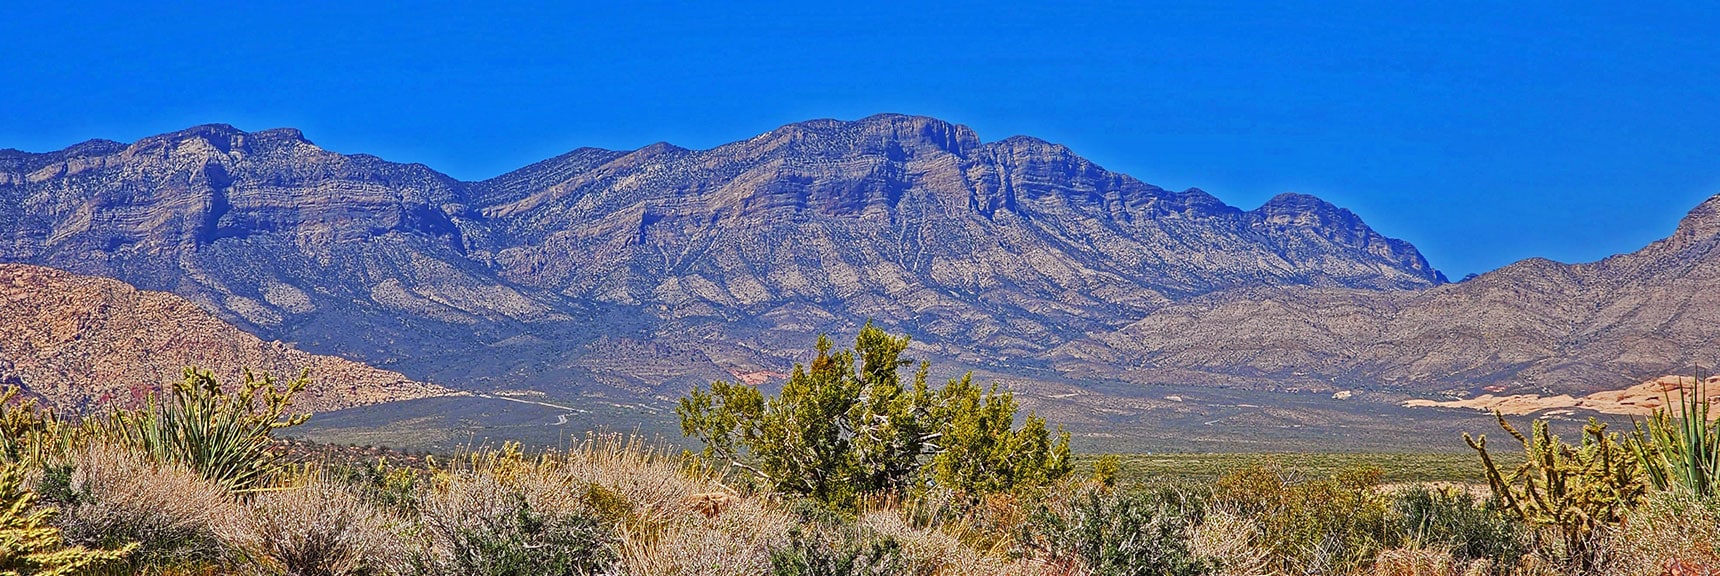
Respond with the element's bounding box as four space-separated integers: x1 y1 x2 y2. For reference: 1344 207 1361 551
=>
98 367 310 493
1627 373 1720 498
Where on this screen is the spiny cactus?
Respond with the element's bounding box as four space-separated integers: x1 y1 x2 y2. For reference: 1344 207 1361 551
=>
0 464 133 575
0 388 68 468
1466 413 1647 570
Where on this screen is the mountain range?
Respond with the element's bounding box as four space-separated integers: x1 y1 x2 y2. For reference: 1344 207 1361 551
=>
1 114 1713 421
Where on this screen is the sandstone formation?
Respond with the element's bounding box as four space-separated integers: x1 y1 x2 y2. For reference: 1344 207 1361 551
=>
0 264 452 412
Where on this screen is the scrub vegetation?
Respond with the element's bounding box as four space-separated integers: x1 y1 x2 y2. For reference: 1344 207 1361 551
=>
0 331 1715 575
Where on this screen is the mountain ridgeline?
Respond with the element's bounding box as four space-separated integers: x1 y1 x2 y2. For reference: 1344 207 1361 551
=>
3 114 1707 406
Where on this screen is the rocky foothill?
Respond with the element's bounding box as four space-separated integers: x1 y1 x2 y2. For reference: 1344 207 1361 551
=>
0 263 452 412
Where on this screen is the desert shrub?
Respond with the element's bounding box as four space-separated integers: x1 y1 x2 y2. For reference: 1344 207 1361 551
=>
1212 463 1389 575
929 376 1073 496
414 471 615 576
37 447 237 570
439 499 609 576
768 525 911 576
0 462 133 575
678 324 1071 508
223 473 409 576
1027 486 1209 576
1466 414 1647 571
1597 488 1720 575
1389 486 1528 571
1186 508 1268 576
1092 454 1121 489
331 458 426 515
1368 547 1490 576
98 367 310 493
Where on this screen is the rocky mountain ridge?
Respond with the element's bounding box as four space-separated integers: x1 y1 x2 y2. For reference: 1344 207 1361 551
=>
13 114 1720 416
1055 194 1720 396
0 114 1446 399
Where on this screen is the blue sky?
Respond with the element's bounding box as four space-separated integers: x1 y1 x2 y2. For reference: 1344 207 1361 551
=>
3 2 1717 278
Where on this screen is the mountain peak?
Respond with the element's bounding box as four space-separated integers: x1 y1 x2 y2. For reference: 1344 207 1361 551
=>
1242 192 1443 286
758 114 981 157
1672 193 1720 240
128 124 312 156
1250 192 1363 230
1258 192 1342 212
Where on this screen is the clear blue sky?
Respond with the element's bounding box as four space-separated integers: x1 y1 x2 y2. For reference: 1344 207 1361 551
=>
3 2 1717 278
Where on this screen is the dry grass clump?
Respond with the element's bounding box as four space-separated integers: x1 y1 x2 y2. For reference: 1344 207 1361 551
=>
1597 490 1720 576
856 508 1055 576
553 434 712 503
1188 508 1269 576
411 435 780 575
40 446 240 569
415 468 615 574
616 496 792 576
221 471 410 576
520 435 792 575
1367 547 1489 576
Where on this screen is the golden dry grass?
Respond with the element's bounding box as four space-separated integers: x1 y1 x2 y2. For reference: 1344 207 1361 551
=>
1366 547 1489 576
45 446 240 567
16 432 1720 576
222 472 410 576
1596 490 1720 576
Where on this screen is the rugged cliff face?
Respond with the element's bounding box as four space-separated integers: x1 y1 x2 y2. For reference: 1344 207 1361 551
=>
0 264 451 412
474 116 1442 355
0 114 1445 399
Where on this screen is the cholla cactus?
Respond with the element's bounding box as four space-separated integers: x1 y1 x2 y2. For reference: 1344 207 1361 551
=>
1466 413 1647 570
0 388 77 469
0 464 133 575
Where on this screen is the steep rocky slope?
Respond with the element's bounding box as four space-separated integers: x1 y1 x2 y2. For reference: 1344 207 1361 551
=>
0 264 451 411
0 115 1442 398
1056 194 1720 397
